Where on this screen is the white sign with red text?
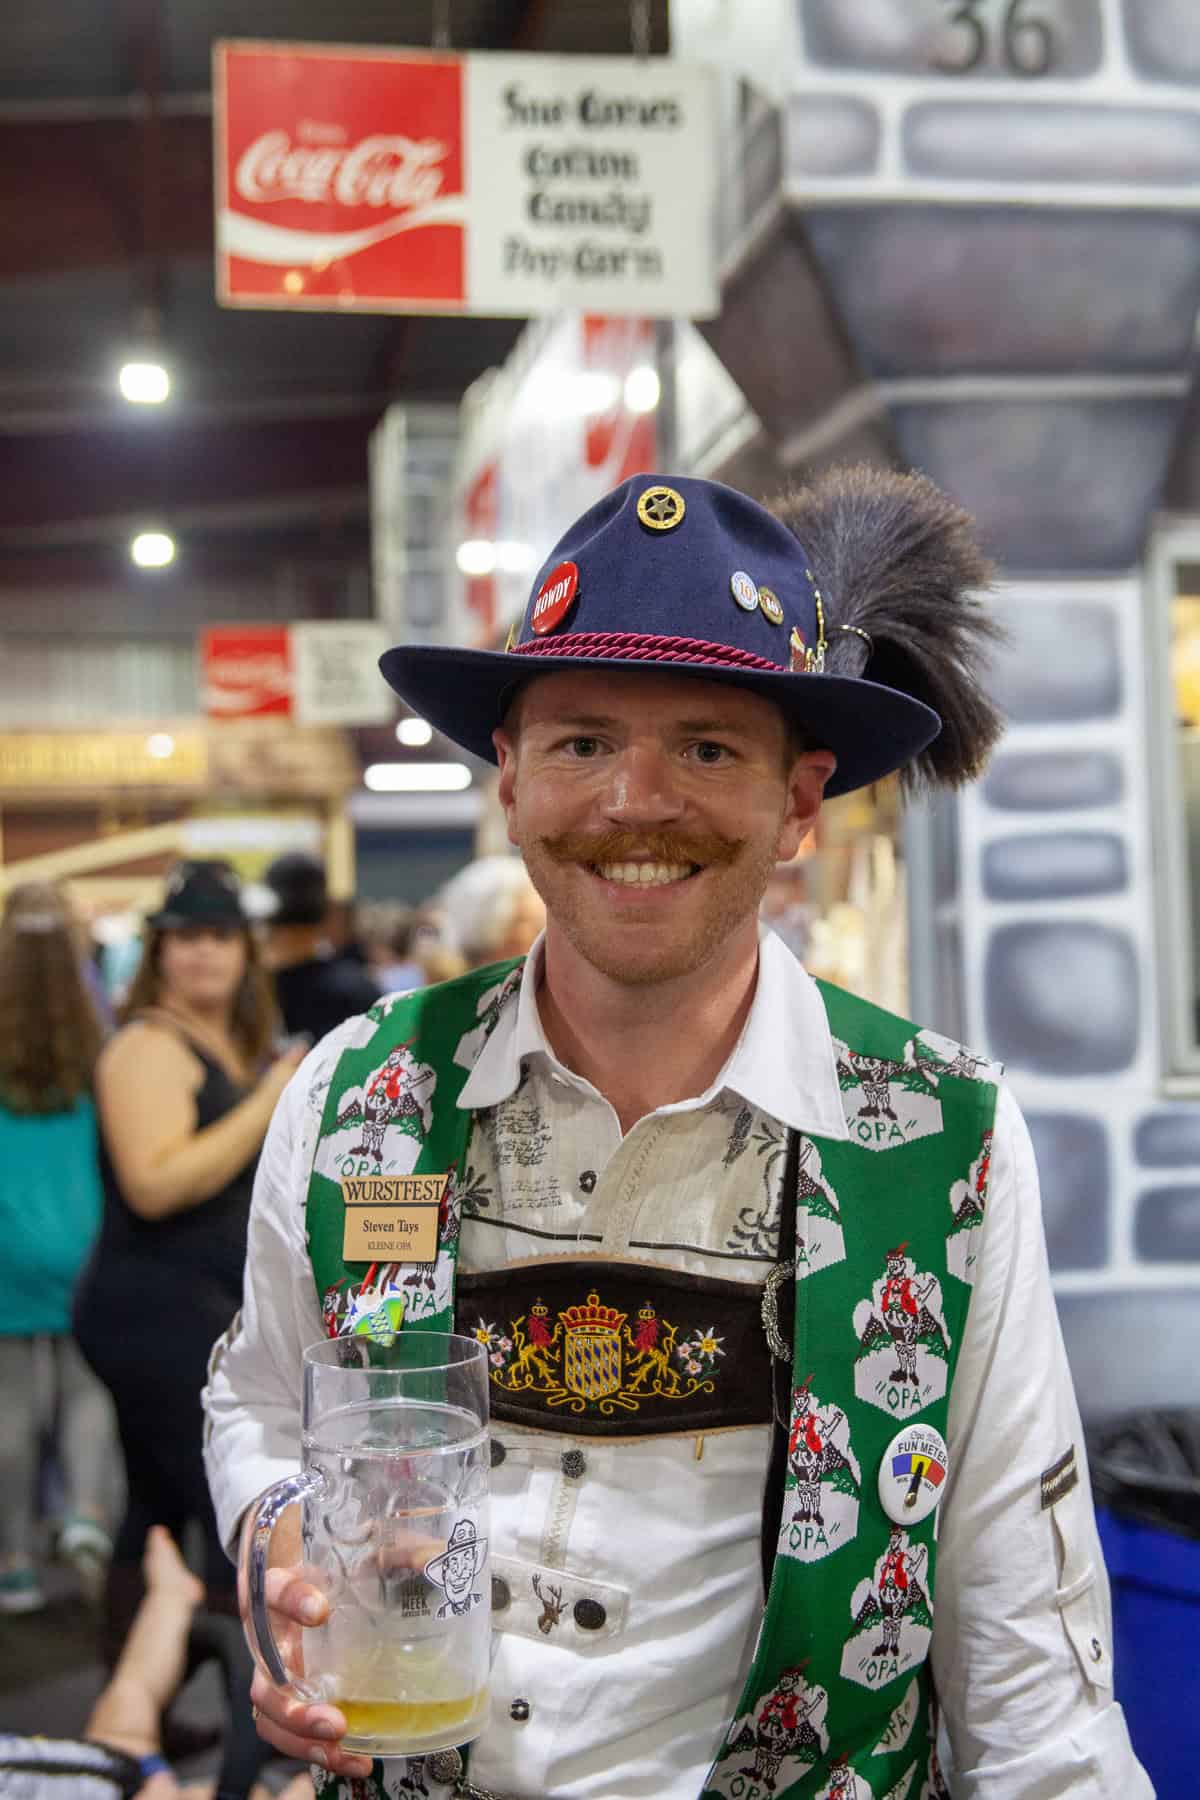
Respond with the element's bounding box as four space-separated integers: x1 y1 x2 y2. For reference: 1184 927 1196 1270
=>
214 41 716 318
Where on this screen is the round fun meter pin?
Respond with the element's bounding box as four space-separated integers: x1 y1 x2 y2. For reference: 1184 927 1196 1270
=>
879 1424 948 1525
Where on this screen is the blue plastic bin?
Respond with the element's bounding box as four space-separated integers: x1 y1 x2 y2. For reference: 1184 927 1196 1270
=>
1097 1504 1200 1794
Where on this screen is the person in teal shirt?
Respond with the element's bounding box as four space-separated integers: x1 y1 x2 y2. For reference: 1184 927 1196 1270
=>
0 879 115 1613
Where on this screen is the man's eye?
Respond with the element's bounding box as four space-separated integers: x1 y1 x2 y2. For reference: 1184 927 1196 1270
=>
568 736 600 757
692 741 730 764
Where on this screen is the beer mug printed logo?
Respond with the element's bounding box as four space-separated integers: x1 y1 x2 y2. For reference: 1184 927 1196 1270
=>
217 45 468 306
833 1041 942 1154
852 1246 950 1420
777 1380 860 1566
946 1129 992 1287
840 1526 932 1693
423 1517 487 1618
706 1666 830 1799
315 1040 437 1185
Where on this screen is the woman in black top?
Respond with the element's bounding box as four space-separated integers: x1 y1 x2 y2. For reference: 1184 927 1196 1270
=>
75 861 304 1795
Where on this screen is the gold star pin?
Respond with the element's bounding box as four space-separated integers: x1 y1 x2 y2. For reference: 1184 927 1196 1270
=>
636 485 686 532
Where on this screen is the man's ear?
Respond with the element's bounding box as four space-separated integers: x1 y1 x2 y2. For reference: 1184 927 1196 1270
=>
777 749 837 862
493 728 521 847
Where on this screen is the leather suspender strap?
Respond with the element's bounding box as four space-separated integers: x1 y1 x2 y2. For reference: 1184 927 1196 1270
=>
759 1127 800 1597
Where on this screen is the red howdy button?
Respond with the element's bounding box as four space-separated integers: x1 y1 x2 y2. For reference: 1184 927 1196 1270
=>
530 561 579 636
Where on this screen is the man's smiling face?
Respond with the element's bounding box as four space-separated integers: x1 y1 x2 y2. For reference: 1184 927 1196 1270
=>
493 668 834 988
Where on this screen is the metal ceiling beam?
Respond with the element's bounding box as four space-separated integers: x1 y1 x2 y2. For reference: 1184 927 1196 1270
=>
0 115 212 277
0 93 211 122
0 413 376 533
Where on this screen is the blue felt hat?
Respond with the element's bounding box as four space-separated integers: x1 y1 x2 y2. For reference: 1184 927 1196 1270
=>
380 473 975 800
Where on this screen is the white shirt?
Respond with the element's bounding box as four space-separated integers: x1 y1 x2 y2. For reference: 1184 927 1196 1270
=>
203 931 1150 1799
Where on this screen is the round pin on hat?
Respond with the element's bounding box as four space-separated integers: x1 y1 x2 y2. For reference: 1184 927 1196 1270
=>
759 585 784 625
879 1424 948 1525
529 560 579 636
731 570 759 612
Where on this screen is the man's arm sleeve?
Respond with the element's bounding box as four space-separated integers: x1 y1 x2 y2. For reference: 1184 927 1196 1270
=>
202 1056 325 1558
931 1083 1152 1798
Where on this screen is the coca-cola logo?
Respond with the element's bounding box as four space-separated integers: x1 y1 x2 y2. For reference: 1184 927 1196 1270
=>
208 654 290 687
234 130 451 212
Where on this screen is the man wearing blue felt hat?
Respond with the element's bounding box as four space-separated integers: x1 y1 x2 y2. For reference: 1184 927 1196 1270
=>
205 469 1149 1799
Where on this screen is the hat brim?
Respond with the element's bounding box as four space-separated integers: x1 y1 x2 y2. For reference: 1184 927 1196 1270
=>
380 645 940 800
145 908 248 932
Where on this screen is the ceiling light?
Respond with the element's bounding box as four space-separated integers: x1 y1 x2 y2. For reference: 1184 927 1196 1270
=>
131 531 175 568
456 539 496 577
145 733 175 759
119 361 170 405
396 717 434 746
624 364 661 414
364 762 472 793
494 540 537 576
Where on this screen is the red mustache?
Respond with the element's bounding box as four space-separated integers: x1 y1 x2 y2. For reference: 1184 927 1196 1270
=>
539 829 742 868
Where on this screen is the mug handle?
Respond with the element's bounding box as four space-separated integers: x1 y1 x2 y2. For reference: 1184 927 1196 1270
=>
242 1468 327 1691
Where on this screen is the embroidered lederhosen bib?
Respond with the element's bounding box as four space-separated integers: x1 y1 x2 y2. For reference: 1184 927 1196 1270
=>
305 961 998 1800
458 1258 773 1437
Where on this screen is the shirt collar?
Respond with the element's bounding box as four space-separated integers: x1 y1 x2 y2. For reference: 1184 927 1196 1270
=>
457 927 848 1140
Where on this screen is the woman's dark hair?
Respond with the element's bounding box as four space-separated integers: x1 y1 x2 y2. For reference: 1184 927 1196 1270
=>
122 920 278 1068
0 882 105 1114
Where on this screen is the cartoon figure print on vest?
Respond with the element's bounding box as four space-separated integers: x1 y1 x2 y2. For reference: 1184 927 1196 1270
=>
343 1040 435 1165
710 1664 830 1798
853 1244 950 1420
834 1024 1001 1158
946 1127 992 1288
778 1376 861 1564
793 1134 846 1279
816 1751 873 1800
841 1523 931 1692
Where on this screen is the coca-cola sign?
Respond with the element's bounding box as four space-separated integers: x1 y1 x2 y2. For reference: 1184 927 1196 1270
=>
201 626 293 720
214 42 715 318
216 44 466 308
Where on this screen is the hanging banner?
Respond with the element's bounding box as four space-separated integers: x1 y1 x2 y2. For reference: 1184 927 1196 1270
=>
213 40 717 318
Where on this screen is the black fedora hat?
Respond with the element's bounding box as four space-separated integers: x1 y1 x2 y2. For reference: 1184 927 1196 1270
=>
379 469 1002 801
147 860 247 931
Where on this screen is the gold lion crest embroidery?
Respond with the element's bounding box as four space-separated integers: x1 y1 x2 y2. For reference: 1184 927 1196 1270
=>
475 1290 724 1416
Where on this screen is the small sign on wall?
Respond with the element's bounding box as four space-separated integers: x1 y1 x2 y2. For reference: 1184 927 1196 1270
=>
200 622 392 726
291 622 393 726
214 40 716 318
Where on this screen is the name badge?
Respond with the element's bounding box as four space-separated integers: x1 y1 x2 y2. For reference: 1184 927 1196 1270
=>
341 1173 448 1263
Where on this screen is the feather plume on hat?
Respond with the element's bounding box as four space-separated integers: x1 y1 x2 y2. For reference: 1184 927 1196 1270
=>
772 465 1005 793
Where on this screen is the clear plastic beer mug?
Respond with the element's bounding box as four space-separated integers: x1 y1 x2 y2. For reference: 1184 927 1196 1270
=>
242 1332 491 1759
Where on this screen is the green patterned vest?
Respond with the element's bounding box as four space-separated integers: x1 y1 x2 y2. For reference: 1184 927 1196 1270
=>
305 960 998 1800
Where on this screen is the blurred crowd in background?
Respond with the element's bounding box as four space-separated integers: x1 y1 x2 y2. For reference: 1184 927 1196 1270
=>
0 845 550 1798
0 844 556 1590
